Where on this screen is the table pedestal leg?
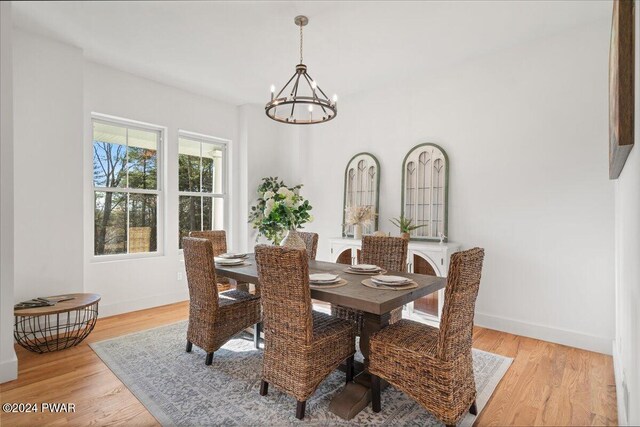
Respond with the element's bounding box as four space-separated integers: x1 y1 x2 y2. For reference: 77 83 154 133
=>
328 311 390 420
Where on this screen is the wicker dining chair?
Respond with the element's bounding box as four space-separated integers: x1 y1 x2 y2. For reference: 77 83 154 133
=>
368 247 485 427
297 231 319 260
331 235 408 335
183 237 262 365
189 230 234 292
254 245 355 420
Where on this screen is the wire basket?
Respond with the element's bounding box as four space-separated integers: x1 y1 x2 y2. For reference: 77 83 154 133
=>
14 302 99 353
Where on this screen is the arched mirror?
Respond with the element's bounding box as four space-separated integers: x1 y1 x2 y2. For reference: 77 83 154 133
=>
342 153 380 237
401 143 449 241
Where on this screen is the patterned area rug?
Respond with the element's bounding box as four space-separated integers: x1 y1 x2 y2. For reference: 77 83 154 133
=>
91 321 512 426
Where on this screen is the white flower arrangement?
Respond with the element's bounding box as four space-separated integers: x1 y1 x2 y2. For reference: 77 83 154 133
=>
248 177 313 245
344 205 376 226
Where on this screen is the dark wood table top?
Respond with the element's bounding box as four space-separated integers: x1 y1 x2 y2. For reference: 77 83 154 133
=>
216 255 446 315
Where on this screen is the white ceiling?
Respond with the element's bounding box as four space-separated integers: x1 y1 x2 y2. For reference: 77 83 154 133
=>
12 1 611 105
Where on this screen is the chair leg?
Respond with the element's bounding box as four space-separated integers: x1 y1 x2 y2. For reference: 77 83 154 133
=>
296 400 306 420
205 352 214 365
371 374 381 413
345 354 354 383
185 341 192 353
254 322 262 349
469 399 478 415
259 380 268 396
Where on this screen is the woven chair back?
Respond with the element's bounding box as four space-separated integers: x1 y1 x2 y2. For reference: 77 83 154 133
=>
298 231 319 260
361 235 408 272
190 230 227 257
255 245 313 344
437 247 485 360
183 237 220 337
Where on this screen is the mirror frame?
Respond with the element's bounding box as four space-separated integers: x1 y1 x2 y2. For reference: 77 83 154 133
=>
342 152 381 237
400 143 449 242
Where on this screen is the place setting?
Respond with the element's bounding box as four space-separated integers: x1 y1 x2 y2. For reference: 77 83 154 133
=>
362 274 418 291
309 273 348 289
344 263 387 275
214 252 251 267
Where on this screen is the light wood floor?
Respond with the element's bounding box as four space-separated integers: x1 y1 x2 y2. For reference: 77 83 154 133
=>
0 301 617 426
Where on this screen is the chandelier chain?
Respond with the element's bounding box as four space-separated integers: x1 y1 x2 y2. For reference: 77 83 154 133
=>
299 23 303 64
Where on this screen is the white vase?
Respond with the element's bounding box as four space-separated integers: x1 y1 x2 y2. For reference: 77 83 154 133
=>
353 224 363 240
281 228 306 250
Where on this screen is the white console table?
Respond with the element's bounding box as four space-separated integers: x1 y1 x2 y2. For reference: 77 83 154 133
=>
328 237 461 324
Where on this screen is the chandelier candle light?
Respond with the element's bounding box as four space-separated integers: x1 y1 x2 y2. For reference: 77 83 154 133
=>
265 15 338 124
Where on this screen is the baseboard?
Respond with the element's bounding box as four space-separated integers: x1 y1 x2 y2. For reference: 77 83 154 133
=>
98 290 189 318
0 352 18 384
612 340 629 426
474 312 612 355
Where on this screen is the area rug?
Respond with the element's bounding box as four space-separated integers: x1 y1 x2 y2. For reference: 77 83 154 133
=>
91 321 512 426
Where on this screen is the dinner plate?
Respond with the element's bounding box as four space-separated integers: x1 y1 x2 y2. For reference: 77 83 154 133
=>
310 280 341 285
310 273 339 281
346 267 386 275
371 279 409 287
350 264 380 271
371 275 411 285
309 273 340 284
218 252 248 259
214 258 245 265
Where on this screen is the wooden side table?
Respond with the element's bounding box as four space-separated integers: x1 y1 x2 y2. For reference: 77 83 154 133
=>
14 293 101 353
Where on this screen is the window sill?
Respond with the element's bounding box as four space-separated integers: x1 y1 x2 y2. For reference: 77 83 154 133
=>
90 251 165 263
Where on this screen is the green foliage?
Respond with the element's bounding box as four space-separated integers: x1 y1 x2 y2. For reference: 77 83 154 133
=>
248 177 313 245
389 215 426 233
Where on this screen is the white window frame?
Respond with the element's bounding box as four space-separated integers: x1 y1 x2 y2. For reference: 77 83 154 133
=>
178 130 229 249
91 113 166 261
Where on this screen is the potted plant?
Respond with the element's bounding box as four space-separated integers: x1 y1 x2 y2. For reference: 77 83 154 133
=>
248 177 313 248
389 216 426 240
344 206 376 239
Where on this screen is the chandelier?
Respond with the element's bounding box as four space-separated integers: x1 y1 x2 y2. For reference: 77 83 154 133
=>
265 15 337 125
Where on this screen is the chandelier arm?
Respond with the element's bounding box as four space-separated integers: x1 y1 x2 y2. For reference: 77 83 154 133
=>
302 73 328 115
304 72 332 102
289 73 301 99
275 72 297 99
290 73 302 118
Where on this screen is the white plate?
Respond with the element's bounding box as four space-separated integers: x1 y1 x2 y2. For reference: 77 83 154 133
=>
218 252 248 259
371 279 409 287
215 258 244 265
371 275 410 284
311 279 341 285
350 264 380 271
310 273 339 283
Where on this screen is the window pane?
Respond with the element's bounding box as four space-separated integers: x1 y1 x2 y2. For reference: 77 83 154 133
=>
128 129 158 190
94 191 127 255
129 194 157 253
202 143 224 193
179 196 202 248
178 138 201 192
203 197 224 231
93 122 127 188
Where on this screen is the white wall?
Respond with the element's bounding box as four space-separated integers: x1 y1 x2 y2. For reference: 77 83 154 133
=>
83 61 241 316
12 30 84 302
0 1 18 383
10 29 286 319
613 2 640 423
299 22 615 354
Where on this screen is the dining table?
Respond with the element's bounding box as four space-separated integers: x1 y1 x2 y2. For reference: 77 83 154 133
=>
215 254 447 420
